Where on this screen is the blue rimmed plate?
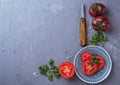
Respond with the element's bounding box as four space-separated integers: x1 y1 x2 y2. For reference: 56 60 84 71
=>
73 45 112 84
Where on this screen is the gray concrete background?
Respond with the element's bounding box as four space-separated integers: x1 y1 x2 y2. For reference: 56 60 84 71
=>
0 0 120 85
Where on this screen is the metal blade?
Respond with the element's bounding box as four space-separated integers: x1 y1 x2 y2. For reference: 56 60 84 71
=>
81 3 85 18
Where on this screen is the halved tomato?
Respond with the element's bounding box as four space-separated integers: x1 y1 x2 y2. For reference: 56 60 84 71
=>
82 61 98 76
96 56 106 70
89 3 106 17
58 62 75 78
92 16 110 31
80 52 92 62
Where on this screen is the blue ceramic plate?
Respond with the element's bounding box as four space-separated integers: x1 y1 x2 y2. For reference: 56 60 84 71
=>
74 45 112 84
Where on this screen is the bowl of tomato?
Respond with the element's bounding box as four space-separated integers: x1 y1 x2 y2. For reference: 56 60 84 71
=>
73 45 112 84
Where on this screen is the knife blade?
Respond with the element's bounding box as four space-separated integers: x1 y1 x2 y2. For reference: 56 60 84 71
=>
80 3 87 46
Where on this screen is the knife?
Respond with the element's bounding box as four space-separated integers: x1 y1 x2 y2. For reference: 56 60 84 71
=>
80 3 87 46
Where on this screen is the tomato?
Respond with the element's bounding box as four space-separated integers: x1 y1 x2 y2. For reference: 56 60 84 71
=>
89 3 106 17
58 62 75 78
80 52 106 76
82 61 98 76
80 52 92 62
92 16 110 31
96 56 106 70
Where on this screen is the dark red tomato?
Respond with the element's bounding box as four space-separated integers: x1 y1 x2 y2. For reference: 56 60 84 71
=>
82 61 98 76
80 52 92 62
92 16 110 31
89 3 106 17
96 56 106 70
58 62 75 78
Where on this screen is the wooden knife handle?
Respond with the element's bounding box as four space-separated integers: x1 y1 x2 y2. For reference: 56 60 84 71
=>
80 18 87 46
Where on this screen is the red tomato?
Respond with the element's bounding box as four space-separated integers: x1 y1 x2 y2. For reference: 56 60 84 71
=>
58 62 75 78
82 61 98 76
92 16 110 31
80 52 92 62
96 56 106 70
89 3 106 17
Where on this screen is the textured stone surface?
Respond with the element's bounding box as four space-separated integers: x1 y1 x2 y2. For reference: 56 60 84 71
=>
0 0 120 85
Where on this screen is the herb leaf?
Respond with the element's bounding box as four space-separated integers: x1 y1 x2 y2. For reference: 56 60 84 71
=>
90 57 99 65
49 59 54 66
90 39 97 45
54 73 60 79
38 59 60 81
38 64 49 75
48 73 53 81
90 32 108 46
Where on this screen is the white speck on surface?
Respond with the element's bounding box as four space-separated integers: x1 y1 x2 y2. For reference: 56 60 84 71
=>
66 56 74 60
112 46 117 50
49 4 63 13
114 40 119 44
66 56 70 59
86 17 95 39
33 72 39 78
86 17 92 24
108 44 113 49
87 25 95 39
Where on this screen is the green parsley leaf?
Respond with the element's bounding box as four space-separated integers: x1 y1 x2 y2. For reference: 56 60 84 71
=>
49 59 54 66
54 73 60 79
90 39 97 45
103 36 107 41
51 65 56 69
48 73 53 81
90 32 108 46
38 59 61 81
90 57 99 65
38 66 45 74
53 69 58 73
38 64 49 75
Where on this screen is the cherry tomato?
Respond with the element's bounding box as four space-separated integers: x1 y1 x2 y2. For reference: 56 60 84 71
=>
58 62 75 78
92 16 110 31
89 3 106 17
82 61 98 76
96 56 106 70
80 52 92 62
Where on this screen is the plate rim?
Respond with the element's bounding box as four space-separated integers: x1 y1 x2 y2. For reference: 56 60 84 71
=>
73 45 112 84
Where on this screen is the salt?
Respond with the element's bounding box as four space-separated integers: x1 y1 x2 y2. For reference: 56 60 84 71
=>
33 72 39 78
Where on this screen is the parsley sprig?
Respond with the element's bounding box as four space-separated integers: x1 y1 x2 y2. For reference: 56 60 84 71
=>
38 59 60 81
90 57 99 65
90 32 107 46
